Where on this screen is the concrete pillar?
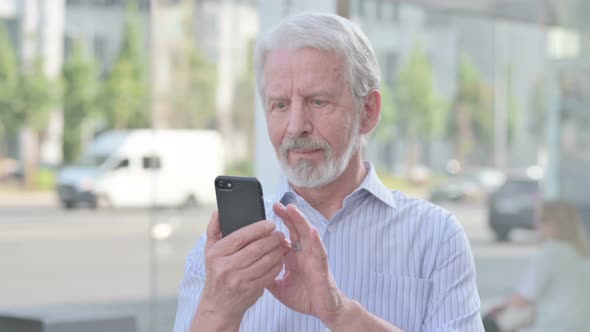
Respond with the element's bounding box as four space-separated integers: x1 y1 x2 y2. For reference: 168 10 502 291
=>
40 0 65 166
18 0 65 166
544 64 560 200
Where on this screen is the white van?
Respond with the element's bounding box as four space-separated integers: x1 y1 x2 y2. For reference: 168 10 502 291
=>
56 129 223 209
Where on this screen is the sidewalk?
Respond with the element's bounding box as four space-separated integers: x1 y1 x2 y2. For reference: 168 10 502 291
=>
0 190 55 207
0 296 178 332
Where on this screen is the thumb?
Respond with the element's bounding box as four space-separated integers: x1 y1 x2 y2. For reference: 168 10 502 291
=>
266 278 282 300
206 210 222 249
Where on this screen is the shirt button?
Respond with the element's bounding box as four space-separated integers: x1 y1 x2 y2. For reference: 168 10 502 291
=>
328 224 337 233
324 329 331 332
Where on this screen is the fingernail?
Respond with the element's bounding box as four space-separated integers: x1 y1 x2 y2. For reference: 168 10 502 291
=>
282 238 292 248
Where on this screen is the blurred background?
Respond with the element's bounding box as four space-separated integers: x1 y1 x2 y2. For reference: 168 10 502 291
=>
0 0 588 331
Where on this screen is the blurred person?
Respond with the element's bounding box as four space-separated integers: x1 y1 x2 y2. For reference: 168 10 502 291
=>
174 13 483 332
483 200 590 332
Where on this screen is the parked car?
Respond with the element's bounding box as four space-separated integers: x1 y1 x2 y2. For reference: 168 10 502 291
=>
56 129 224 209
430 174 481 202
430 168 505 202
473 168 506 193
488 177 541 241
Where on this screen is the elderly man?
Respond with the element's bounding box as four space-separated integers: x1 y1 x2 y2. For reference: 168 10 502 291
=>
174 13 484 332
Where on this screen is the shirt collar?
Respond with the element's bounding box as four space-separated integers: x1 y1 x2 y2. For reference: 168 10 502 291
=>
276 161 397 209
357 161 397 209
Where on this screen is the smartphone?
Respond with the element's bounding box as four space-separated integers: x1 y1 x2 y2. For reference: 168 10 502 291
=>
215 176 266 237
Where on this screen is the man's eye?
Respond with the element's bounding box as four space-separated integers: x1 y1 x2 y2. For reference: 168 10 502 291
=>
276 102 288 110
311 99 327 107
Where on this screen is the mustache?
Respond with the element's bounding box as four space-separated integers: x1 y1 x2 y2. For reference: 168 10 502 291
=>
279 136 332 158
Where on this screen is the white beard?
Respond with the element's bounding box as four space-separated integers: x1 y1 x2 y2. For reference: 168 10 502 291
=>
279 114 361 188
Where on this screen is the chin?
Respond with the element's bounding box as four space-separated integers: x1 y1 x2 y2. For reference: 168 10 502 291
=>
289 158 321 168
282 160 343 189
288 175 336 189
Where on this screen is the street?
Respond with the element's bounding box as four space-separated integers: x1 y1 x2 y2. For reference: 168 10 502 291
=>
0 198 539 331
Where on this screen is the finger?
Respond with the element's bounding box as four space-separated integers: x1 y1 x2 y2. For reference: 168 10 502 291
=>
240 243 288 282
273 202 300 243
206 210 222 248
286 204 313 242
216 220 276 256
229 231 286 269
254 260 285 291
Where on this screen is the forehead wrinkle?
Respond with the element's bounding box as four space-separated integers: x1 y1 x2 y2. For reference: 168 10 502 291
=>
300 59 346 96
290 68 295 100
265 48 347 101
266 74 292 100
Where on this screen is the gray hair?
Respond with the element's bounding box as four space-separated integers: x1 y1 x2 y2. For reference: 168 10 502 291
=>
254 13 381 111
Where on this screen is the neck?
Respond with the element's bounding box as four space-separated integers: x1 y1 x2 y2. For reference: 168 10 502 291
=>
291 153 367 220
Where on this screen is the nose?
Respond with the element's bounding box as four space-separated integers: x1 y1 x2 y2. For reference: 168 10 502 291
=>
287 99 312 137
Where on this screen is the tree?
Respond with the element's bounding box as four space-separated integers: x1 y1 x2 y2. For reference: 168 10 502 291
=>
395 44 445 175
62 41 100 163
449 54 493 166
0 22 60 188
0 22 19 139
16 59 62 188
101 3 149 129
375 83 396 143
529 76 546 141
505 65 520 145
373 83 397 170
168 11 217 129
230 40 256 161
0 23 57 188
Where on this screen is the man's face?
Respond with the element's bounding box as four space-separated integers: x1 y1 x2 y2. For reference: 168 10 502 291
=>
263 48 361 188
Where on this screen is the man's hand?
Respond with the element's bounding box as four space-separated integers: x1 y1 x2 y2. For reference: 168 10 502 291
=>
191 211 290 332
269 203 402 332
268 203 349 326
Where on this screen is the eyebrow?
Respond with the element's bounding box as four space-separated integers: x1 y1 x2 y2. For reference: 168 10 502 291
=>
303 91 335 99
267 95 289 100
266 90 336 102
266 96 289 104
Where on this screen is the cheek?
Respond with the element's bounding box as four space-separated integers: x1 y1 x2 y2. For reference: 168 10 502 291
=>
266 117 285 150
324 116 356 149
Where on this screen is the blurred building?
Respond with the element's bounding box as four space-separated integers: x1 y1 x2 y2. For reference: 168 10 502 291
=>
253 1 549 182
254 0 589 197
195 0 259 163
64 0 151 76
353 2 458 173
0 0 65 166
351 1 548 172
65 0 258 163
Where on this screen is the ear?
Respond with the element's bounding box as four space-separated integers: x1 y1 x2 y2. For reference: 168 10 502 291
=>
360 89 381 135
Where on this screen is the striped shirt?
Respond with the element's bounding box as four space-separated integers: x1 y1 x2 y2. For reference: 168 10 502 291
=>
173 162 484 331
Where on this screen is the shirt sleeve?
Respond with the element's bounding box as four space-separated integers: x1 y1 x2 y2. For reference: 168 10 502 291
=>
421 214 484 332
173 234 208 332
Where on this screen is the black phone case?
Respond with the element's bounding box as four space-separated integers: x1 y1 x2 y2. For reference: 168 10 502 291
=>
215 176 266 237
